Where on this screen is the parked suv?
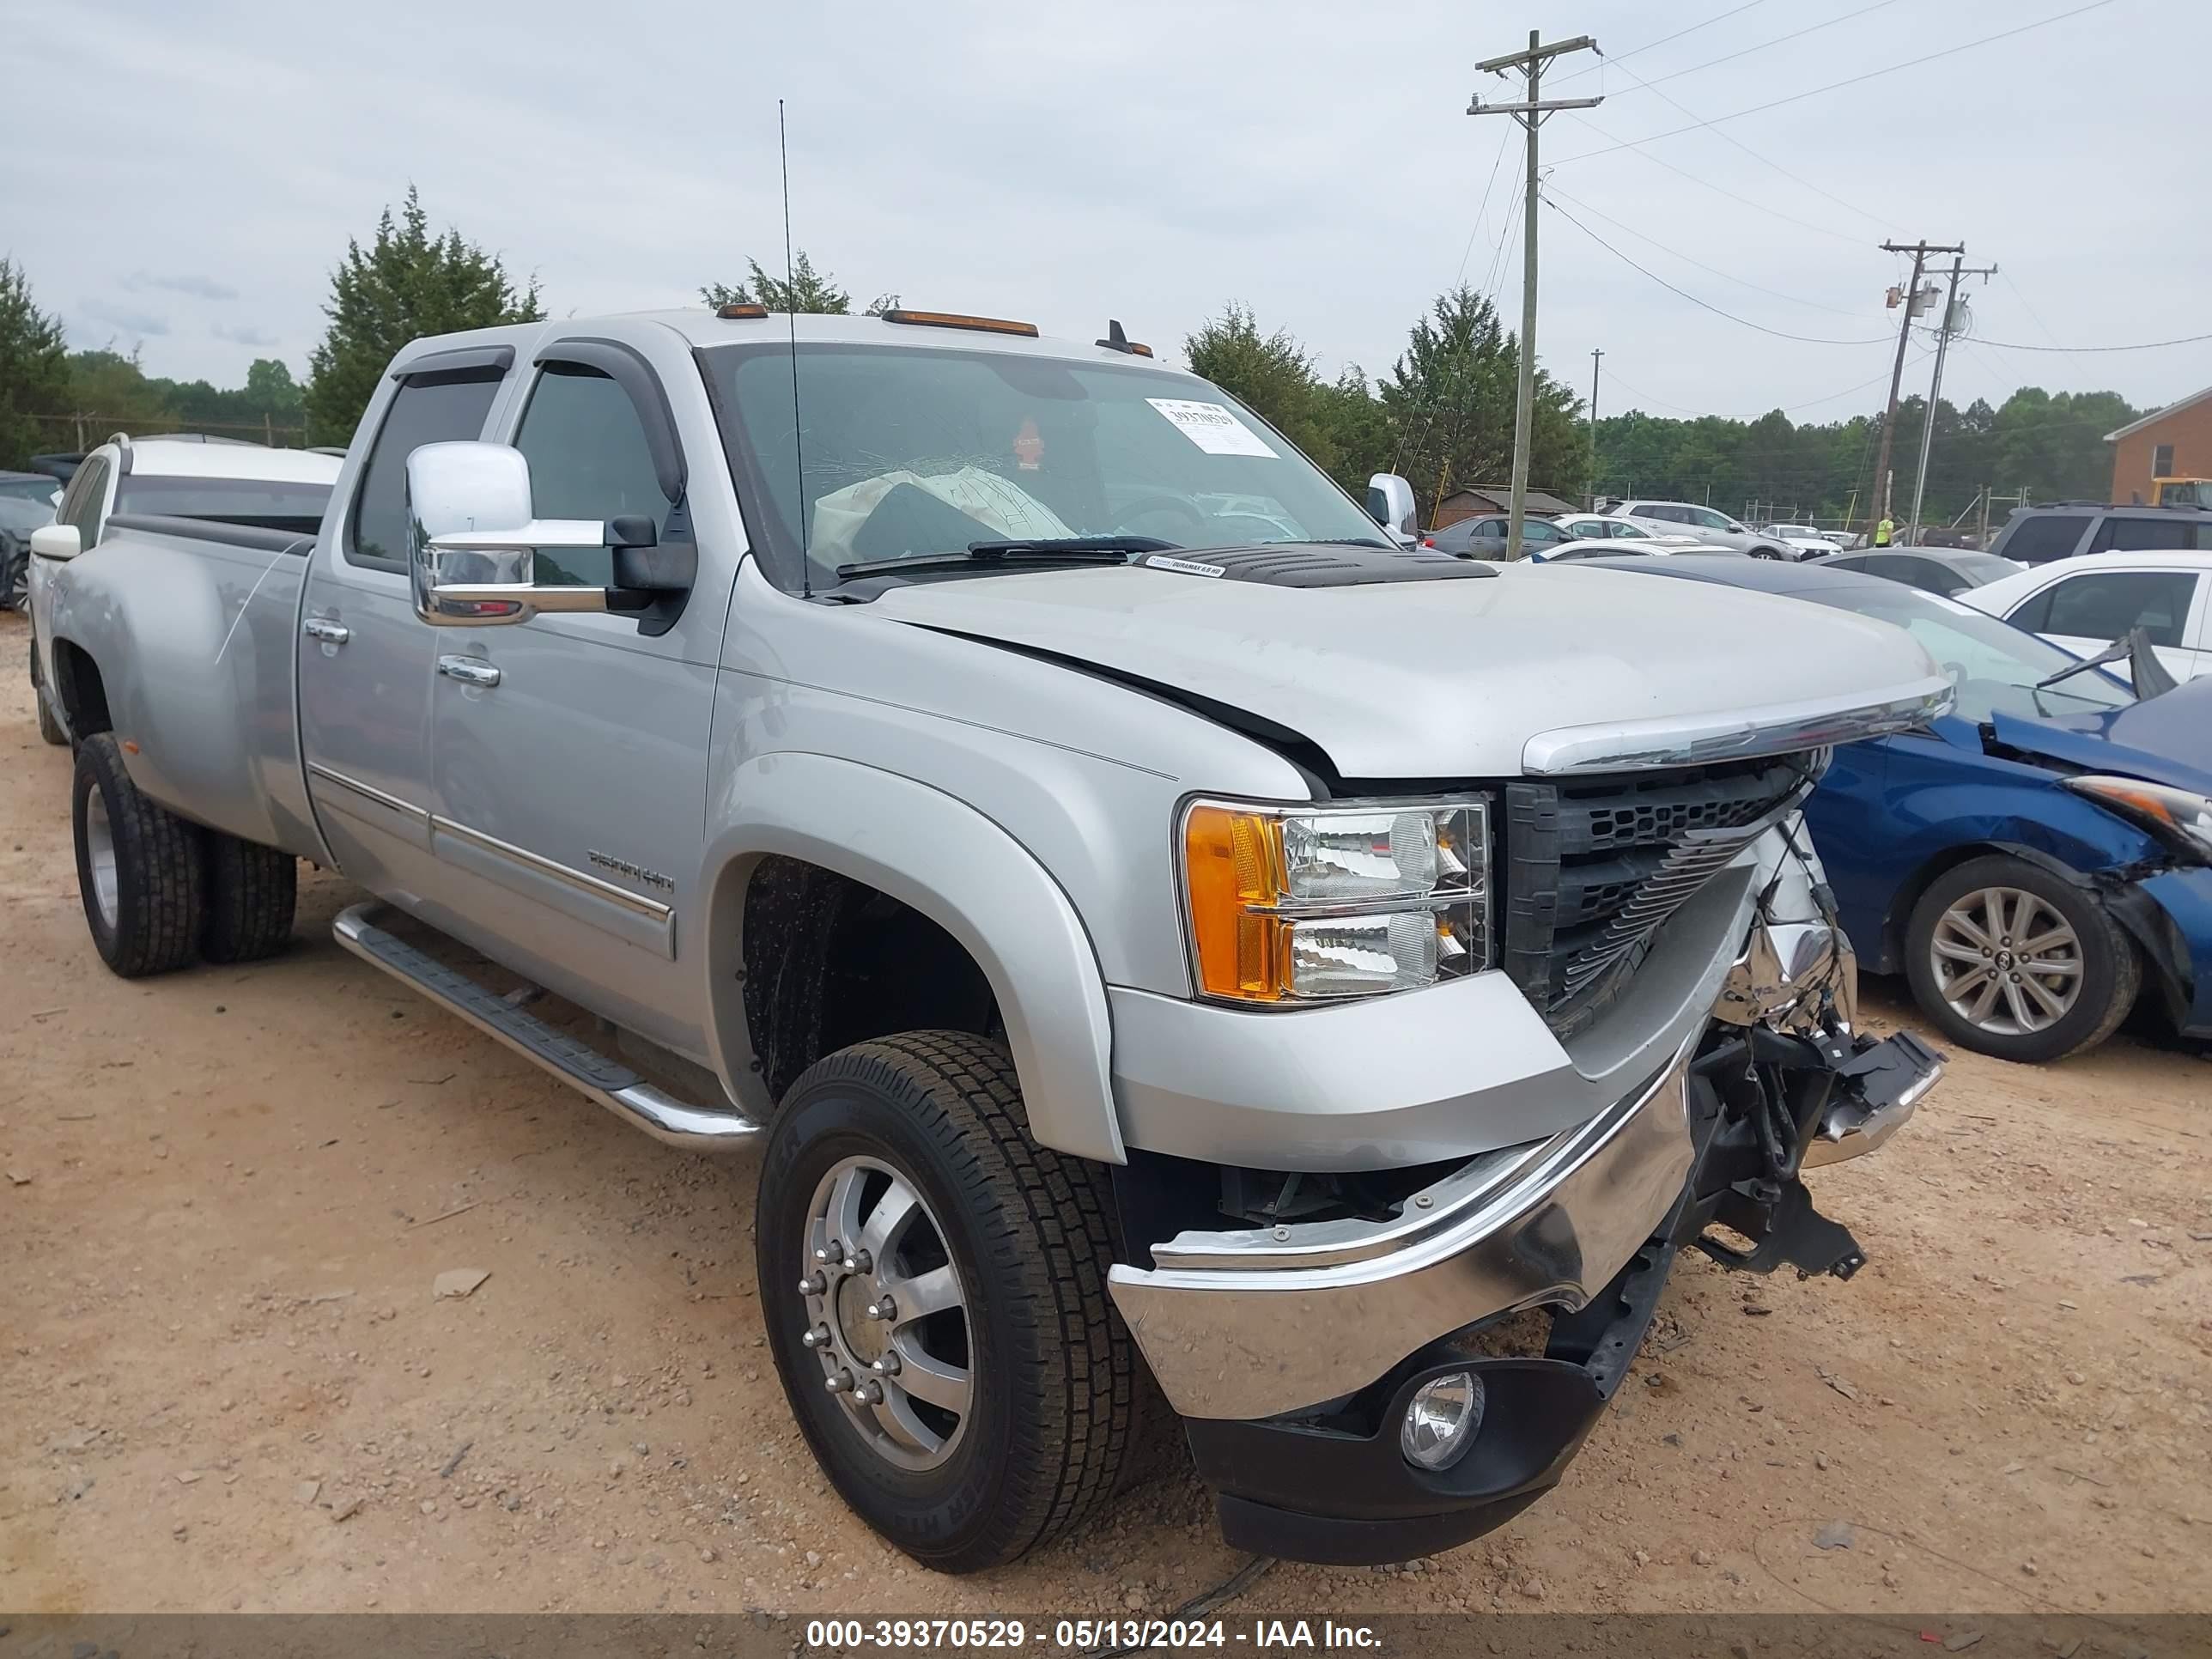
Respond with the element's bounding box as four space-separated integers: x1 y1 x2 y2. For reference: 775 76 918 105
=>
1613 500 1791 559
1984 501 2212 566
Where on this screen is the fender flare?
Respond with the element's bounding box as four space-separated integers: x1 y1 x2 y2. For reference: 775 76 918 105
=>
699 750 1124 1164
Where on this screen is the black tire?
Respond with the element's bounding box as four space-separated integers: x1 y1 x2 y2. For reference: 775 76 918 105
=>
201 833 297 963
757 1030 1141 1573
1904 854 2139 1062
72 732 205 978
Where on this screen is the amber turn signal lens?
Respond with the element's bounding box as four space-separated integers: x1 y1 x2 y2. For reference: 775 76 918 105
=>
1183 805 1287 1000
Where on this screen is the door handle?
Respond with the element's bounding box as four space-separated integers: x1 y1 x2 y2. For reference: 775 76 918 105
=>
301 617 349 645
436 654 501 689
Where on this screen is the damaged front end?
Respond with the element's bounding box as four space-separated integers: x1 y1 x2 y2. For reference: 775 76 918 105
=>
1115 825 1943 1566
1692 856 1943 1279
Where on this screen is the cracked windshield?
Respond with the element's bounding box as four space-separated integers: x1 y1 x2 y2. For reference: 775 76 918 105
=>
710 343 1386 586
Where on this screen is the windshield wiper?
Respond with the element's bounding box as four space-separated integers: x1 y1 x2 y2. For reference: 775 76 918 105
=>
836 536 1179 580
2033 627 2175 700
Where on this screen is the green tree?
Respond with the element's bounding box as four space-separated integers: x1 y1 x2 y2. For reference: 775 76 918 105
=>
0 256 70 469
702 250 884 314
1381 284 1584 524
1184 304 1339 470
65 348 179 434
305 186 543 445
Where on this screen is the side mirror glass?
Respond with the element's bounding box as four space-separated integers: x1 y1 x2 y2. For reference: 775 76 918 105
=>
405 441 615 628
30 524 82 561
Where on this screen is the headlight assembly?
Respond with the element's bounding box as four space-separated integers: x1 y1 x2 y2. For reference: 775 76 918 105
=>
1180 798 1492 1004
2063 775 2212 863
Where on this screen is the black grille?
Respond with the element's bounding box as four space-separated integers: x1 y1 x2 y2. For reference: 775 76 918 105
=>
1502 756 1817 1035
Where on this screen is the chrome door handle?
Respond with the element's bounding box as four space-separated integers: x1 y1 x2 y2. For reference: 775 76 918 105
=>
302 617 349 644
436 655 501 689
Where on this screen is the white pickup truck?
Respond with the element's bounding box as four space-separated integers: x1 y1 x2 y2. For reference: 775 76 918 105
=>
30 306 1946 1571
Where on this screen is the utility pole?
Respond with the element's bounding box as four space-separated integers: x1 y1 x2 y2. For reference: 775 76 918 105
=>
1469 32 1601 559
1906 257 1997 541
1873 240 1962 534
1588 346 1603 507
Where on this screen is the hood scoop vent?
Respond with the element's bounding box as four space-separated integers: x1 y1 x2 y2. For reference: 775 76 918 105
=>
1138 543 1495 588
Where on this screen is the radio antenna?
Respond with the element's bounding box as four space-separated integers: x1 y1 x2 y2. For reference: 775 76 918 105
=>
780 99 811 599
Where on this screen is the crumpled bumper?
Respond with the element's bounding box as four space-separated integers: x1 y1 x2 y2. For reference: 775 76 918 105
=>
1107 1040 1699 1423
1109 896 1943 1565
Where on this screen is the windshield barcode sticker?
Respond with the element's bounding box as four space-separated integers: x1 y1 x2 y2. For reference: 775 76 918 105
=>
1142 554 1227 578
1146 398 1279 458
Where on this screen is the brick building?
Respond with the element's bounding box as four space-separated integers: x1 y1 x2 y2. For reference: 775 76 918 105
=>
2106 386 2212 503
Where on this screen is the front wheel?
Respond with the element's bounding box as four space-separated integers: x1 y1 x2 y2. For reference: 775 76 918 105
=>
1904 854 2138 1061
757 1031 1142 1573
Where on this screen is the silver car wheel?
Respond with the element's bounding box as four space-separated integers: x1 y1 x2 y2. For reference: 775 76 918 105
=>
1929 885 2082 1036
796 1155 972 1473
84 784 120 930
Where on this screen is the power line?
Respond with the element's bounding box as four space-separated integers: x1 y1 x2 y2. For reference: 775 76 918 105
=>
1540 185 1868 318
1567 118 1871 246
1448 131 1513 289
1550 0 2120 165
1599 55 1893 231
1601 350 1926 423
1550 0 1771 83
1956 329 2212 354
1996 269 2063 346
1603 0 1908 99
1543 192 1891 345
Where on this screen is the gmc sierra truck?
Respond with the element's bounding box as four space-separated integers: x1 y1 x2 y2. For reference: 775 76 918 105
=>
30 305 1948 1572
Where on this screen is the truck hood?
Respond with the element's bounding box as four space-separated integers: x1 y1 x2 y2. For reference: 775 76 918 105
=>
873 560 1950 779
1987 678 2212 797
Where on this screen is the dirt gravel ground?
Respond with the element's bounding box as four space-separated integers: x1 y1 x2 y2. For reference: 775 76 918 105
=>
3 607 2209 1622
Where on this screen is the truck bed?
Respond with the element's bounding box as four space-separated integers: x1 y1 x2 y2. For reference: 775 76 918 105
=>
43 513 325 861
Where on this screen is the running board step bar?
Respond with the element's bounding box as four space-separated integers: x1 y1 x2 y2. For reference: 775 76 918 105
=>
332 902 760 1152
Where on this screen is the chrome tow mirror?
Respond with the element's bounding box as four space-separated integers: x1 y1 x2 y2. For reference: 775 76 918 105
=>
405 441 612 628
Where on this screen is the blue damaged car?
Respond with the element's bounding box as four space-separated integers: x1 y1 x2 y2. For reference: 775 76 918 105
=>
1561 554 2212 1062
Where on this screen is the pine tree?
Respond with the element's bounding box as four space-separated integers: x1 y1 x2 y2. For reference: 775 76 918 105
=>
0 257 70 469
304 187 543 445
702 251 855 314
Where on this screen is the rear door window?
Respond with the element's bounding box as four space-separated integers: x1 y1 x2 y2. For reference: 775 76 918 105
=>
1995 514 2093 564
347 369 505 569
2027 570 2198 647
2093 515 2194 551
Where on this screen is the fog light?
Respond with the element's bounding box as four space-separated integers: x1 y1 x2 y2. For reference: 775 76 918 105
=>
1401 1370 1485 1471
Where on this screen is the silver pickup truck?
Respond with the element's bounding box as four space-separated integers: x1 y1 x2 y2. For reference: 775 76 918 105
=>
30 306 1948 1572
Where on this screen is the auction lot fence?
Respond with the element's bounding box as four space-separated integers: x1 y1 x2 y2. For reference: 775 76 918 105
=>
0 1614 2201 1658
16 412 309 452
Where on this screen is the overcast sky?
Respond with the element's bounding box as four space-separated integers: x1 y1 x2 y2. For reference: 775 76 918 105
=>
7 0 2207 428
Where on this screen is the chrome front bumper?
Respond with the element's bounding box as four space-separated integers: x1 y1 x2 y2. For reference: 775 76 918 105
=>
1107 1040 1698 1421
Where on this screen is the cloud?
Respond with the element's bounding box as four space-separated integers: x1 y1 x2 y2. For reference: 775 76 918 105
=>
211 320 279 347
77 299 172 337
122 270 240 301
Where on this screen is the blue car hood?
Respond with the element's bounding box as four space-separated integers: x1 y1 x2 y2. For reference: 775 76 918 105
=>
1988 678 2212 797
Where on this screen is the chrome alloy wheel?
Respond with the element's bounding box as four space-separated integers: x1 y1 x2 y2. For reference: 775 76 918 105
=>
796 1155 972 1472
1929 885 2083 1036
84 784 119 930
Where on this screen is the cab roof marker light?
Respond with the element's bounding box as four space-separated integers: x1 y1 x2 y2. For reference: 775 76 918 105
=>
880 309 1040 337
714 302 770 319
